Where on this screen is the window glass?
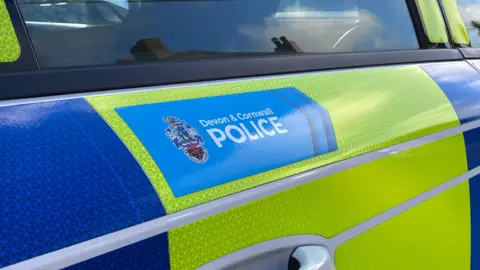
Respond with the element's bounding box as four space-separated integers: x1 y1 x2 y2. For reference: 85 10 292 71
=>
17 0 419 68
457 0 480 46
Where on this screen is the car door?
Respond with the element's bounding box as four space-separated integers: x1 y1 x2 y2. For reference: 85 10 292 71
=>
0 0 479 269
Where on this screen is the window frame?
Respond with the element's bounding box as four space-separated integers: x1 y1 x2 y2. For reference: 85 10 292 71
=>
436 0 470 48
459 48 480 58
0 0 466 101
411 0 451 47
0 50 463 100
438 0 480 58
0 0 38 72
407 0 433 48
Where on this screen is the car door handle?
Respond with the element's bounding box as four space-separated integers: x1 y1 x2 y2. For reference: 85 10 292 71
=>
196 236 335 270
291 246 336 270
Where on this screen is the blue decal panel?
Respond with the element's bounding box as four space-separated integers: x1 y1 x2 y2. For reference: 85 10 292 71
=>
116 87 338 197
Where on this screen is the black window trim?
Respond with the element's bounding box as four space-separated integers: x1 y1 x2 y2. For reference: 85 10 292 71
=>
435 0 456 48
0 0 39 72
436 0 471 48
0 49 464 101
406 0 439 48
459 48 480 59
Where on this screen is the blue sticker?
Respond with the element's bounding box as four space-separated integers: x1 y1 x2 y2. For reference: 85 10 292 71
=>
116 87 337 197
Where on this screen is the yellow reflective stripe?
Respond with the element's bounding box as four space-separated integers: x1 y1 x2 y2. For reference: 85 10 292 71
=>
335 181 471 270
417 0 449 43
0 0 20 62
441 0 470 45
169 134 468 270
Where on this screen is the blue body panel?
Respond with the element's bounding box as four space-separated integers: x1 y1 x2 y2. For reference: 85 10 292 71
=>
421 62 480 124
67 232 170 270
422 62 480 270
465 128 480 171
0 99 166 268
466 128 480 270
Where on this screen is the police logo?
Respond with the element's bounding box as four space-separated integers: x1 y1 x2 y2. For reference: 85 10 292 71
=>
163 116 208 163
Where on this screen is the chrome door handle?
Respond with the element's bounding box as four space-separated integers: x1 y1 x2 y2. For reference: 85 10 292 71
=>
291 246 336 270
196 236 335 270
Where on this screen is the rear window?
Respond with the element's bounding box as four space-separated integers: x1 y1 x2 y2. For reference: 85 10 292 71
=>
17 0 419 68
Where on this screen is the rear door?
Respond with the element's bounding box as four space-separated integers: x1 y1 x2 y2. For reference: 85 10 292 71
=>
0 0 478 270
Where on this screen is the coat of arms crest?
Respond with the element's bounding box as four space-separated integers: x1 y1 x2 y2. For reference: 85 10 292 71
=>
163 116 208 163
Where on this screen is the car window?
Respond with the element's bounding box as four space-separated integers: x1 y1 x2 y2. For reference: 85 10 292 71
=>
457 0 480 46
17 0 419 68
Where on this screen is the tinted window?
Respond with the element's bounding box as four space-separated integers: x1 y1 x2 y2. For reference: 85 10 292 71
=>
18 0 419 68
457 0 480 46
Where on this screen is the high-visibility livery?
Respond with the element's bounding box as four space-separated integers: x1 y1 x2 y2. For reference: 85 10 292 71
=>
1 0 480 269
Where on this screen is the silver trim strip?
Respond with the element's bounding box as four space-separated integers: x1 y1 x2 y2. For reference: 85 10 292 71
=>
4 119 480 270
330 166 480 251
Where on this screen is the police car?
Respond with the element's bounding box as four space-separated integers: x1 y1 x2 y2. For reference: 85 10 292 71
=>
0 0 479 269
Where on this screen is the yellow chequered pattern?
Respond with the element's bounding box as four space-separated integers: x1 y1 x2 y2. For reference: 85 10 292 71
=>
441 0 470 45
168 134 467 270
0 0 20 62
417 0 449 43
87 66 460 214
336 181 471 270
